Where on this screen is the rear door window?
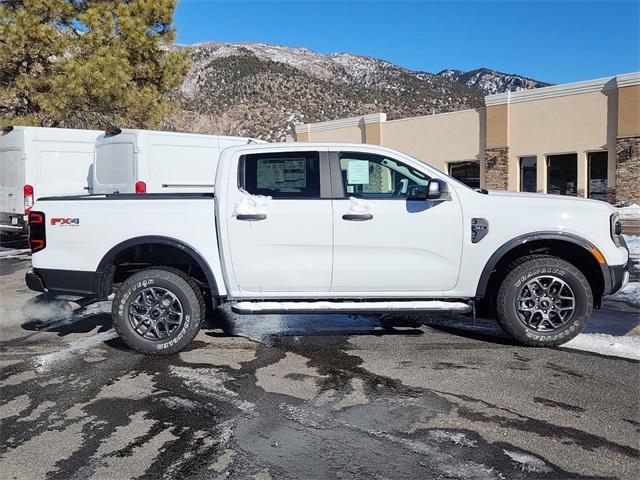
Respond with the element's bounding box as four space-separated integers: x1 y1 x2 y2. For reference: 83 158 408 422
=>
239 151 321 199
96 142 135 185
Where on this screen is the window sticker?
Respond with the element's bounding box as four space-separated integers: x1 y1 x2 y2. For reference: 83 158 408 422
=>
347 160 369 185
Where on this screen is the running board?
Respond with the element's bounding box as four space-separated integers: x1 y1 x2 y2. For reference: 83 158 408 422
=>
231 300 472 315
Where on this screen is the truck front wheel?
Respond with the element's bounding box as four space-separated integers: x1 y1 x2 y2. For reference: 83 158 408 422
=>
496 256 592 346
112 267 205 355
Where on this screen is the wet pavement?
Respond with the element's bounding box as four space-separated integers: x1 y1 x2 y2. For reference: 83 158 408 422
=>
1 245 639 480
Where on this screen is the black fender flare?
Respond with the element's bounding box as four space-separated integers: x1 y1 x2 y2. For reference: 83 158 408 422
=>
475 231 610 298
96 235 220 298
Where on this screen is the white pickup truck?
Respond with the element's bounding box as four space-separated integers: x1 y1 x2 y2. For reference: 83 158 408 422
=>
25 143 629 355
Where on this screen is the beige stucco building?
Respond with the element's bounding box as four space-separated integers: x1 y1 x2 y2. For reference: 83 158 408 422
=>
291 72 640 203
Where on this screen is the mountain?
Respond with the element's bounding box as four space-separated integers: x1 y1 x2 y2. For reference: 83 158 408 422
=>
165 43 547 141
437 68 551 95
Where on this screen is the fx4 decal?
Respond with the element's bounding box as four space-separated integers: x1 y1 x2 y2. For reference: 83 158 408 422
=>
51 217 80 226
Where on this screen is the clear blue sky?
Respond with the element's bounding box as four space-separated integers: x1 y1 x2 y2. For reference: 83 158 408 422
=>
174 1 640 84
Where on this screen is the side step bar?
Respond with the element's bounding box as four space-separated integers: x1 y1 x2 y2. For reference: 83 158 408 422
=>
231 300 472 315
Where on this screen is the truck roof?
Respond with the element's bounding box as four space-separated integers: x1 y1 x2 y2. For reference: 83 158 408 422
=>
98 128 264 144
219 141 412 157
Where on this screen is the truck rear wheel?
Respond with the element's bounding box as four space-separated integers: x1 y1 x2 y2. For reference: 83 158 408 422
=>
496 256 592 346
112 267 205 355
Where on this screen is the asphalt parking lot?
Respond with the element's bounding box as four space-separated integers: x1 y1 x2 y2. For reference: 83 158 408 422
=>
1 240 639 480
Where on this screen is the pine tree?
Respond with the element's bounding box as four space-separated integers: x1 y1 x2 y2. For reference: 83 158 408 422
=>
0 0 190 128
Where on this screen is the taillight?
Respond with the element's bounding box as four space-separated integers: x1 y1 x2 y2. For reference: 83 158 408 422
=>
24 184 34 214
135 181 147 194
28 211 46 253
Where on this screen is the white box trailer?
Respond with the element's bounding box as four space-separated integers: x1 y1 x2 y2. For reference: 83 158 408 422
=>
92 128 264 194
0 126 101 235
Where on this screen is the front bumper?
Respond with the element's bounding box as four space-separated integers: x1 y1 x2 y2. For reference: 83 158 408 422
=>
606 263 629 295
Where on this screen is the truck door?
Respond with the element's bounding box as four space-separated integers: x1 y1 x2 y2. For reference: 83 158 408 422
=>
225 148 333 294
330 150 463 293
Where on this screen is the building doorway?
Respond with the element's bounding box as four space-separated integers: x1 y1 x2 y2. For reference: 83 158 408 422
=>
448 161 480 189
588 151 609 202
547 153 577 196
519 156 537 192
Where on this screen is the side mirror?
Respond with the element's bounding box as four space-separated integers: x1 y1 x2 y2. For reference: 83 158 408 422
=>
407 184 429 200
407 180 448 201
427 179 447 200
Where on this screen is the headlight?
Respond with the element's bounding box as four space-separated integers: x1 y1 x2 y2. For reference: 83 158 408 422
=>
610 213 624 247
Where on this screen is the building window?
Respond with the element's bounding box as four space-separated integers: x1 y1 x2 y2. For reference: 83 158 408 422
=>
588 151 608 202
239 151 321 198
448 161 480 189
547 153 578 196
519 156 537 192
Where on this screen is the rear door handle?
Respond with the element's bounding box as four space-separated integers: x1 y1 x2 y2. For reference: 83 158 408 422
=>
236 214 267 221
342 213 373 221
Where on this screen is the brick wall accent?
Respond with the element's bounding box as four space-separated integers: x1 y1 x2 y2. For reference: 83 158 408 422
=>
615 136 640 203
484 147 509 190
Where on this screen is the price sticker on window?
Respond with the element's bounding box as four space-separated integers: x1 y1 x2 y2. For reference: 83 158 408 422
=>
347 160 369 185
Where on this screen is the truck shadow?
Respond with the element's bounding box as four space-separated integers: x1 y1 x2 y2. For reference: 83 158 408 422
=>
0 234 28 249
19 294 522 347
208 306 517 346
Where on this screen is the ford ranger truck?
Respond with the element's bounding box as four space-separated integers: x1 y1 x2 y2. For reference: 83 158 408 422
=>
25 143 630 355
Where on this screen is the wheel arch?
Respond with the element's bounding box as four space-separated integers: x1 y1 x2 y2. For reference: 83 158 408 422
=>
97 235 220 299
476 232 609 306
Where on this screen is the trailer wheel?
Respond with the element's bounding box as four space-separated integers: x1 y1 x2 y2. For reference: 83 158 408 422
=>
112 267 205 355
496 256 592 346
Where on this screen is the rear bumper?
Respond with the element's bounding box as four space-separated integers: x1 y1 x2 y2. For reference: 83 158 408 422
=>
25 268 108 297
606 263 629 295
0 221 26 233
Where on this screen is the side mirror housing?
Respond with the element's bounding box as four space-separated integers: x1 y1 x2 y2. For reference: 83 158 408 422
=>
427 179 447 200
407 180 448 201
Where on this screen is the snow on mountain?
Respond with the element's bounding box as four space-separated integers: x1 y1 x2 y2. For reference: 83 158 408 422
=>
438 68 551 95
167 42 547 141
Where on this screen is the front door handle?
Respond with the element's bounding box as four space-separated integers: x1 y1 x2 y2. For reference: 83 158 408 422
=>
342 213 373 221
236 214 267 221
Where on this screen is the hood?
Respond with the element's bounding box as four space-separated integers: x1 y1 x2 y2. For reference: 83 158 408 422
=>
486 190 612 207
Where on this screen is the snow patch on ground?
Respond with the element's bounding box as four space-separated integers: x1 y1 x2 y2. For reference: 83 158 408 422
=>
503 450 552 473
429 430 478 448
617 203 640 220
161 396 202 410
623 234 639 269
233 191 271 217
169 366 255 413
0 248 30 259
609 282 640 307
32 330 118 372
563 334 640 361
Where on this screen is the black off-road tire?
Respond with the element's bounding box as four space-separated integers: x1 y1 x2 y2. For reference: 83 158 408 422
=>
112 267 205 355
496 256 592 346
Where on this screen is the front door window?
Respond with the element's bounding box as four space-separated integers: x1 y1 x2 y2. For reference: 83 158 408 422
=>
339 152 429 198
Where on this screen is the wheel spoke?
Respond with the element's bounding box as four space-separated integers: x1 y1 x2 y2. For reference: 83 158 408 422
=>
128 287 183 341
516 275 575 333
